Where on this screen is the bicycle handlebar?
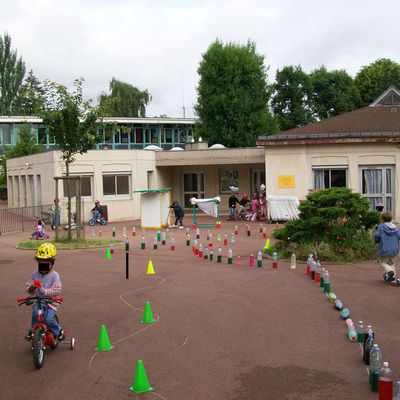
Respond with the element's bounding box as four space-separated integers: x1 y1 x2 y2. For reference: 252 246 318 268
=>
17 296 63 305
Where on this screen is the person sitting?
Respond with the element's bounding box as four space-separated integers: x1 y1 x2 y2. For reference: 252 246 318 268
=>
237 193 250 219
91 200 103 222
31 217 49 240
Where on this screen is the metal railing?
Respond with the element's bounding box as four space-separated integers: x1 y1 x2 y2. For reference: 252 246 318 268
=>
0 204 52 235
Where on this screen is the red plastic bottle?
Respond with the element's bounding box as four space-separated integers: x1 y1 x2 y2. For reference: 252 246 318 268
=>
378 362 393 400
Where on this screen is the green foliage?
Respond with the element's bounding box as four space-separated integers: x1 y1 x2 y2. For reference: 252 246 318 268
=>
41 78 103 166
274 188 380 261
195 39 278 147
355 58 400 105
98 78 151 117
0 32 26 115
5 124 42 159
14 70 46 115
309 66 361 119
271 65 315 131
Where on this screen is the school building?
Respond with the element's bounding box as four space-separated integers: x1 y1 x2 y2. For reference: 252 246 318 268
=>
5 86 400 222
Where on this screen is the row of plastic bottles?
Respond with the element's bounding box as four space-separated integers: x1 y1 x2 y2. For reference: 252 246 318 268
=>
306 254 330 293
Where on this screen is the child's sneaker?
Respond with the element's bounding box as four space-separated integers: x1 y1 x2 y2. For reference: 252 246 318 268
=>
24 330 33 341
383 271 395 282
57 329 65 342
178 226 184 229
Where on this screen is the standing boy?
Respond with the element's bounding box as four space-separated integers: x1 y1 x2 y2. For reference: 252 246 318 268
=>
228 192 239 221
374 211 400 283
170 201 185 228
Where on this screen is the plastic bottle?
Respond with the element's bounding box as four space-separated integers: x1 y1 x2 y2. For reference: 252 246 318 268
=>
236 255 241 266
186 233 190 246
227 248 233 265
247 225 251 237
378 362 393 400
345 319 357 341
272 252 278 269
170 237 176 251
207 229 210 241
217 232 221 242
315 261 321 282
357 321 365 344
257 250 263 268
392 381 400 400
249 253 255 267
334 299 343 310
161 231 166 245
203 246 209 260
230 233 235 244
234 224 239 235
364 332 374 366
112 226 116 237
209 233 213 247
209 249 213 261
91 228 96 237
198 243 203 257
110 243 114 254
310 258 316 280
306 254 312 276
223 234 228 246
156 230 161 242
153 237 158 250
196 227 200 239
186 227 190 235
319 267 325 288
363 325 374 362
259 224 263 233
193 239 198 255
123 226 127 237
323 270 330 293
262 226 267 239
217 247 222 263
369 344 382 392
132 226 136 236
290 253 296 270
141 235 146 250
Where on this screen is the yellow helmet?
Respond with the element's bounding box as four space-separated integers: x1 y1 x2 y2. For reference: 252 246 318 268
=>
35 243 57 260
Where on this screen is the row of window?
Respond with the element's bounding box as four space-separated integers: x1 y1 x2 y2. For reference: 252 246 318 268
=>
0 125 193 147
61 167 394 210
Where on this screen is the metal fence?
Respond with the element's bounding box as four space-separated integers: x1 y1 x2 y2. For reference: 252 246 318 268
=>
0 204 52 235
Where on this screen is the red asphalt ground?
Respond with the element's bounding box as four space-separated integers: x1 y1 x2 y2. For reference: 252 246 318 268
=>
0 218 399 400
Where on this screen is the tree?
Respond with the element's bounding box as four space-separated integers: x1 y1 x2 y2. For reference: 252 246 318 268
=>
0 32 26 115
271 65 314 131
14 70 46 115
98 78 151 117
5 124 42 159
355 58 400 106
195 39 277 147
309 66 361 120
274 188 380 261
41 78 103 239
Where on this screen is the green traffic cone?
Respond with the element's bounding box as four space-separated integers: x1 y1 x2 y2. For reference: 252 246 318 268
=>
129 359 153 394
104 247 112 259
140 301 155 324
95 324 113 351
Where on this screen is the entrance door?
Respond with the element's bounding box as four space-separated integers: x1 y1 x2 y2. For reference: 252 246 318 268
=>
360 166 394 211
182 172 204 208
251 169 266 194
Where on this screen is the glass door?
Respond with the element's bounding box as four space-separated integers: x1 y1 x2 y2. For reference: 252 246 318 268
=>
183 172 205 208
251 169 266 195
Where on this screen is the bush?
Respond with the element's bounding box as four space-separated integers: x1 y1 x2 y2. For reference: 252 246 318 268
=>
273 188 380 262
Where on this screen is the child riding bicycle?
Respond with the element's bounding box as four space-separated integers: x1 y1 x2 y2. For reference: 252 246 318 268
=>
24 243 64 342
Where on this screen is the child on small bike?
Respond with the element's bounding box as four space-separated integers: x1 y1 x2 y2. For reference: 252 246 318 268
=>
30 217 49 240
24 243 64 341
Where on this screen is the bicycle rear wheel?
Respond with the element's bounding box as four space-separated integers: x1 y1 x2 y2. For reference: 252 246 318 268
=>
33 327 45 369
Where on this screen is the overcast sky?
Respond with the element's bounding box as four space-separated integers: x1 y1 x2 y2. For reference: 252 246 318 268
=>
2 0 399 117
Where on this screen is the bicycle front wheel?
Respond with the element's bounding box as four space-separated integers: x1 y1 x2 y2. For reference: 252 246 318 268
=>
33 327 45 369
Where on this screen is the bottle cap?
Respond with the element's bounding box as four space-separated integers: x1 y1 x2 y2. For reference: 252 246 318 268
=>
358 320 363 324
383 361 389 367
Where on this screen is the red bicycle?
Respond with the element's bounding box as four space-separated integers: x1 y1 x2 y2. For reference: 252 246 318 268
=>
17 295 75 369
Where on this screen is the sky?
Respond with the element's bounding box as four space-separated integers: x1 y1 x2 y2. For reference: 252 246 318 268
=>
2 0 400 118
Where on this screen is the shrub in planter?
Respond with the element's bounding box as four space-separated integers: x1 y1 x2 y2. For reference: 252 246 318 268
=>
274 188 380 262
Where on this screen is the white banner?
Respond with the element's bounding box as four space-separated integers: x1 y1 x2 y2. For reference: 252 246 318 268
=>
190 197 220 218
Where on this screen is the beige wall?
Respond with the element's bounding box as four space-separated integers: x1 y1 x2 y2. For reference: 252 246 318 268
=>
265 142 399 218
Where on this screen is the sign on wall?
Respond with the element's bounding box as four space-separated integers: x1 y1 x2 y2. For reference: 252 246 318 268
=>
278 175 295 188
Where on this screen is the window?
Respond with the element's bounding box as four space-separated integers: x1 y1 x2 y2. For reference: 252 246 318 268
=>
183 172 204 208
220 170 239 193
63 176 92 197
361 166 394 211
313 168 347 189
103 174 130 196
